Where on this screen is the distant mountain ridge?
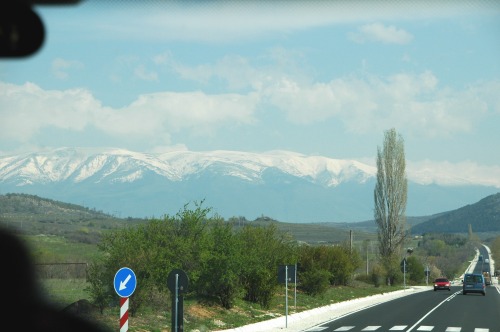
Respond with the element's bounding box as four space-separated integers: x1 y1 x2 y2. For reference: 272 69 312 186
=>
0 147 498 222
0 147 374 186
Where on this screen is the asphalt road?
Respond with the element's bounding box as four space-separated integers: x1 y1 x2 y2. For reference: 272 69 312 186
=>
308 284 500 331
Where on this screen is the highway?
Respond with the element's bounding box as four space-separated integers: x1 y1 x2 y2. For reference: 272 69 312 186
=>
305 285 499 331
304 244 499 332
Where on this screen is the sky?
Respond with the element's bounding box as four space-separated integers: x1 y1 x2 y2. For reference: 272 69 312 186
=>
1 0 500 187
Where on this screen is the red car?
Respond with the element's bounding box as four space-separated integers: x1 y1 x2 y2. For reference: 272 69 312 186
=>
434 278 451 291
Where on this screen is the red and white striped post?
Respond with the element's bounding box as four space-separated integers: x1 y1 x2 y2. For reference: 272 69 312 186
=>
120 297 129 332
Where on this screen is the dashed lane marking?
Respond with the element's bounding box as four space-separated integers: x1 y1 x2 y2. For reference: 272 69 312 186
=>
316 326 489 332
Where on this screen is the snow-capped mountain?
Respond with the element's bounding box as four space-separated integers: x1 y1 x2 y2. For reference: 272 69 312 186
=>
0 148 374 186
0 147 498 222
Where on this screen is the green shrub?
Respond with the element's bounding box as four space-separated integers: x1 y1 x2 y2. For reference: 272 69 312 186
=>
299 269 331 296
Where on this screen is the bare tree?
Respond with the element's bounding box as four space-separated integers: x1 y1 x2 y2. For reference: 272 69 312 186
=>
374 128 408 283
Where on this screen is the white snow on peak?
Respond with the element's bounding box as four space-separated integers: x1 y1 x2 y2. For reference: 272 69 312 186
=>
0 147 376 186
154 149 376 185
1 147 499 188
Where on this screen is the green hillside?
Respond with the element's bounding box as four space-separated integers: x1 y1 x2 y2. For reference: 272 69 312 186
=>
0 193 144 243
2 191 499 245
410 192 500 235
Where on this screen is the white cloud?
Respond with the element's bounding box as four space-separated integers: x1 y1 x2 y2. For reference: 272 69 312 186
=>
48 1 495 44
154 53 268 91
0 82 99 141
0 69 496 152
51 58 84 80
134 65 158 81
349 23 413 44
407 159 500 188
0 82 259 146
261 70 497 139
105 91 259 136
145 51 491 140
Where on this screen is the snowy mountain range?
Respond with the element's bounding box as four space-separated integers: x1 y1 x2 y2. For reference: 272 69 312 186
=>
0 147 498 222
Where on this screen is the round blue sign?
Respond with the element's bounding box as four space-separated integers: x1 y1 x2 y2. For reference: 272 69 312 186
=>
114 267 137 298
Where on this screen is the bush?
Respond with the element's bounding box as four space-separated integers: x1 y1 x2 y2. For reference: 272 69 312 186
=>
299 269 331 296
371 264 386 287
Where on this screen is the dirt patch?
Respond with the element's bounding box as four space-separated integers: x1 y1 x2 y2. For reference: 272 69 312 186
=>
187 303 218 319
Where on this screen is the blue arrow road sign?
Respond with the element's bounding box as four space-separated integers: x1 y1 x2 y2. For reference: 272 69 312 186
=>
114 267 137 298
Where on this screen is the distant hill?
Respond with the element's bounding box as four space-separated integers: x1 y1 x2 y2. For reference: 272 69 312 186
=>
0 193 375 244
410 193 500 235
0 193 144 242
0 193 112 219
318 193 500 237
2 192 500 244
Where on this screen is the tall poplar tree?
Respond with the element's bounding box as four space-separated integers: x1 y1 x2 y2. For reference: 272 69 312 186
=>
374 128 408 284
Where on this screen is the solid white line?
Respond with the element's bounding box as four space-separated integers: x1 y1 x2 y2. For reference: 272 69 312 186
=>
406 291 460 332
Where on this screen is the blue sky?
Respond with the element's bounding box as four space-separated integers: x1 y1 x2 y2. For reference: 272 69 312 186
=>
1 0 500 187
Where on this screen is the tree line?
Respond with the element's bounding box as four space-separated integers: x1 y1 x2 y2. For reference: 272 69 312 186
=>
86 201 361 315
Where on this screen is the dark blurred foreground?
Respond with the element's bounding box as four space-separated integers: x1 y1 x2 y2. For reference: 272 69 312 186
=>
0 226 110 331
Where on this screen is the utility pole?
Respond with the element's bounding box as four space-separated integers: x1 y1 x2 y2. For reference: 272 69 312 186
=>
366 244 369 275
349 230 353 253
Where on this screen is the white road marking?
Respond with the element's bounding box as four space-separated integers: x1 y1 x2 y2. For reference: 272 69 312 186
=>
322 325 488 331
406 291 461 331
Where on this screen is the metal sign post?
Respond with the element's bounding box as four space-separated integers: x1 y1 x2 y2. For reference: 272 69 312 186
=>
404 259 406 289
294 263 297 311
425 266 430 285
278 264 296 328
285 266 288 328
167 269 189 332
400 258 407 289
175 274 179 332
